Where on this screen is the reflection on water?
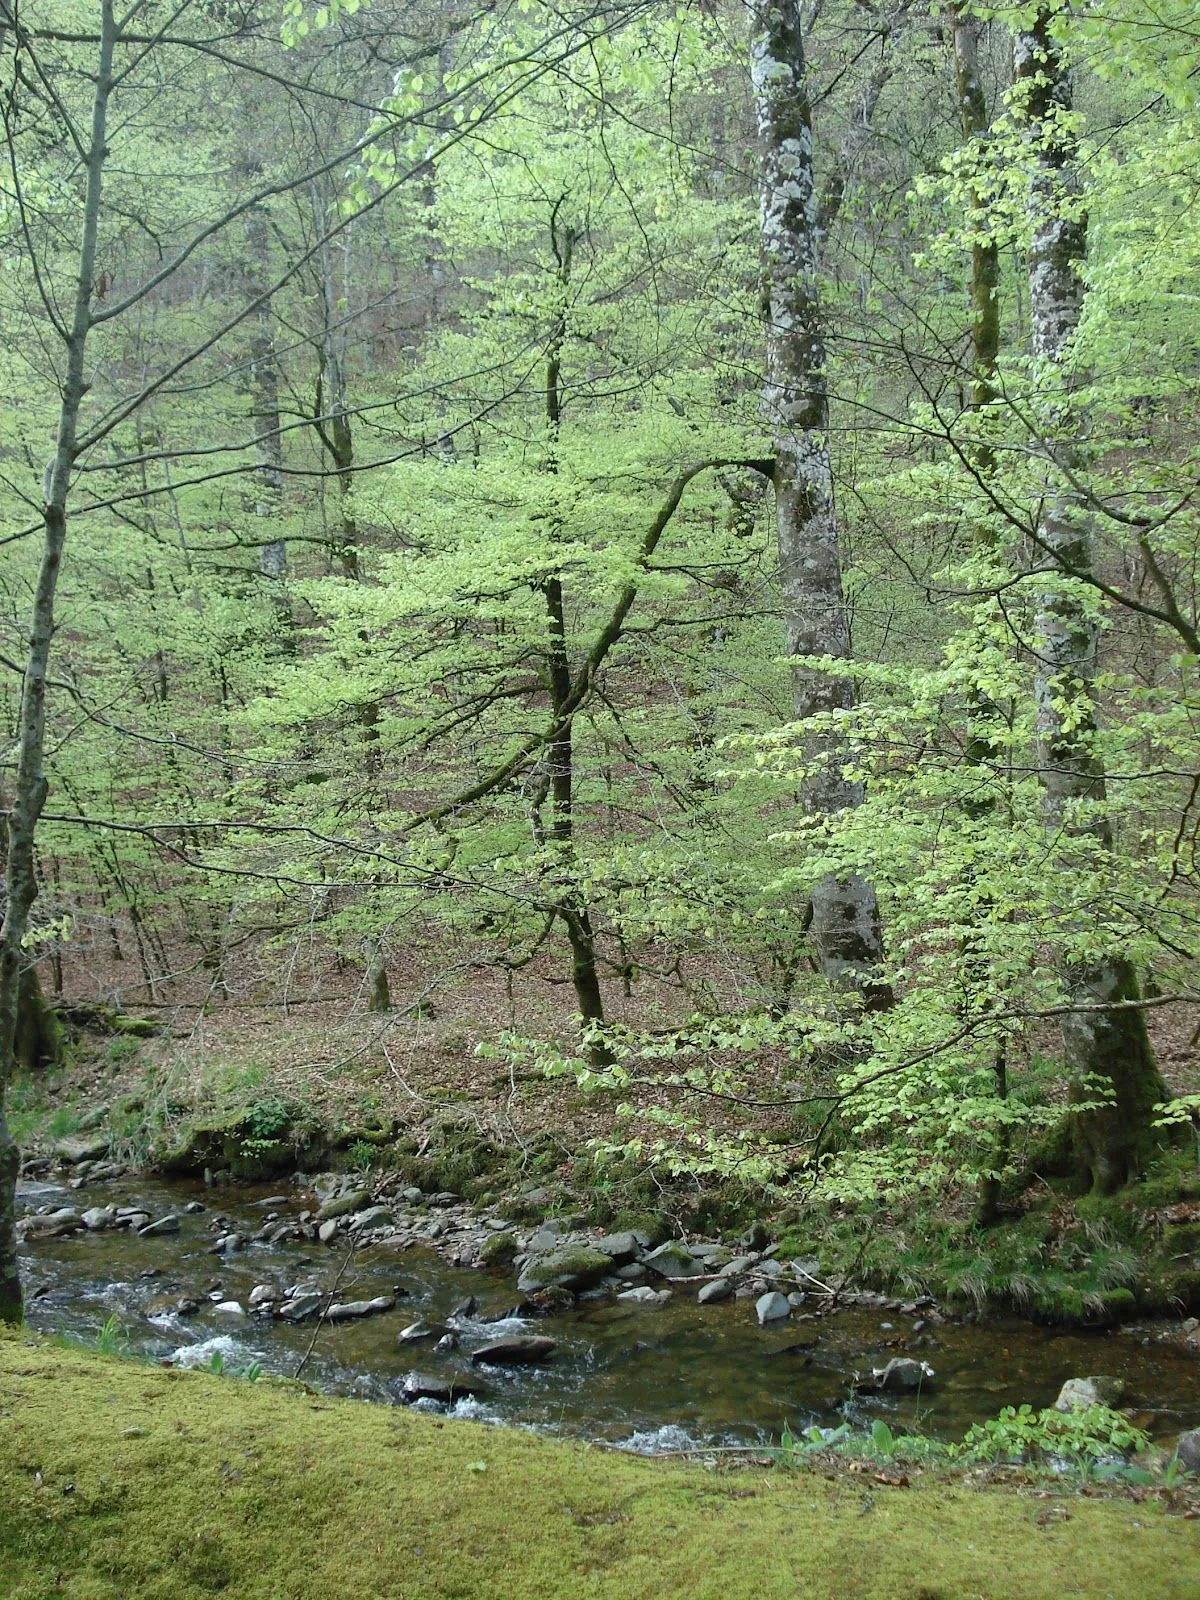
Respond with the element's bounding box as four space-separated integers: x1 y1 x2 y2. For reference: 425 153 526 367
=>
18 1176 1200 1450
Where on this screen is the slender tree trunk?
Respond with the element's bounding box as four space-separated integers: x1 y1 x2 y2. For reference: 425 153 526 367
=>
951 5 1009 1222
537 210 608 1058
1016 11 1166 1193
0 2 116 1323
243 172 289 630
748 0 888 1006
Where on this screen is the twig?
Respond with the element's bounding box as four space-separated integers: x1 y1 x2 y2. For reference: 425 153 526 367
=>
294 1236 358 1380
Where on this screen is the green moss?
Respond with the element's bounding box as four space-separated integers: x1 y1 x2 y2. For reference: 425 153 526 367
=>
0 1331 1197 1599
478 1230 518 1268
155 1099 325 1180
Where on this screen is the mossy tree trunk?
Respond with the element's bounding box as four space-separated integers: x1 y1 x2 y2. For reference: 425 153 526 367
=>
748 0 889 1007
1016 12 1167 1194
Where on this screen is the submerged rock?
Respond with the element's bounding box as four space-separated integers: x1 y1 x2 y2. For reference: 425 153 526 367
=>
138 1214 181 1238
22 1208 83 1236
396 1320 443 1345
617 1286 671 1307
516 1246 612 1294
1054 1376 1125 1412
755 1292 791 1325
471 1336 557 1366
873 1357 935 1393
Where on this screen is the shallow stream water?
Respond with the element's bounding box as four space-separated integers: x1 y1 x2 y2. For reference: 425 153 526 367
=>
18 1174 1200 1451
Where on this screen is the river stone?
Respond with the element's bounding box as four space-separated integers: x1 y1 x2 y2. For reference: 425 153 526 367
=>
22 1207 83 1236
594 1231 641 1266
248 1284 275 1308
471 1336 557 1366
81 1207 115 1231
614 1262 648 1284
756 1291 791 1324
517 1246 612 1294
54 1135 110 1165
348 1205 393 1233
1054 1376 1125 1412
278 1291 322 1322
1176 1429 1200 1474
644 1242 702 1280
719 1255 757 1278
401 1372 485 1405
327 1295 395 1322
396 1320 442 1345
698 1278 733 1306
214 1300 246 1316
617 1285 670 1307
527 1222 568 1252
315 1187 370 1222
874 1357 935 1393
318 1219 341 1244
479 1230 518 1267
138 1214 181 1238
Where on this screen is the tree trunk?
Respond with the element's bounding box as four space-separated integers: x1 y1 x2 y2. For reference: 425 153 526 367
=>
950 5 1009 1223
748 0 888 1006
243 171 289 631
0 1 116 1324
1016 11 1166 1193
539 210 609 1060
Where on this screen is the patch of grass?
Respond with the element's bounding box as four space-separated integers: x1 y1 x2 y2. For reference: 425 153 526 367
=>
0 1329 1197 1600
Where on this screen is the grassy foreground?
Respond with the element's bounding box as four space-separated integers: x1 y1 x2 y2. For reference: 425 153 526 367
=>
1 1332 1198 1599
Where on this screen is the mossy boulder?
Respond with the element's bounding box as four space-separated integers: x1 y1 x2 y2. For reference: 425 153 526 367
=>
157 1098 325 1180
479 1231 519 1268
517 1246 612 1293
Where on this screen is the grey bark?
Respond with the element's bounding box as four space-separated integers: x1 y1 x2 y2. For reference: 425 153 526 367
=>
0 2 116 1323
1016 12 1166 1193
748 0 888 1005
243 170 289 621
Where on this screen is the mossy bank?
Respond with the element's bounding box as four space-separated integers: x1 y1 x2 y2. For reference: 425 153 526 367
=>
1 1330 1198 1600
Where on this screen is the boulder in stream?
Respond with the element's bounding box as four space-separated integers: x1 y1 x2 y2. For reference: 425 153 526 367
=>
316 1188 370 1222
326 1296 395 1322
471 1336 557 1366
644 1242 703 1280
54 1135 110 1165
594 1231 641 1267
278 1291 322 1322
755 1291 791 1325
698 1278 733 1306
401 1372 486 1405
617 1286 671 1307
872 1357 934 1393
517 1246 612 1294
1054 1376 1125 1412
81 1207 115 1231
138 1214 181 1238
396 1320 444 1345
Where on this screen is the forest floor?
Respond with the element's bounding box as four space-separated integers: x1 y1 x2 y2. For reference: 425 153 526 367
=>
2 1327 1199 1600
15 949 1200 1327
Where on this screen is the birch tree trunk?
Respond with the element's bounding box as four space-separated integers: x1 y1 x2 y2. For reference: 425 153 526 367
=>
1016 11 1166 1193
748 0 888 1005
0 3 116 1323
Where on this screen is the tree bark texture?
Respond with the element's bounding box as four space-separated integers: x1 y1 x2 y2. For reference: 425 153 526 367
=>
1016 11 1165 1192
748 0 887 1004
0 2 116 1322
243 174 289 617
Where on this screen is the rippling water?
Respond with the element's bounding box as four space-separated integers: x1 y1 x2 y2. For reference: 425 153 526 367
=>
18 1175 1200 1450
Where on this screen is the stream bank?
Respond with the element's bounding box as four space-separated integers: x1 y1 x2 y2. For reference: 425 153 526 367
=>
14 1170 1200 1455
2 1326 1199 1600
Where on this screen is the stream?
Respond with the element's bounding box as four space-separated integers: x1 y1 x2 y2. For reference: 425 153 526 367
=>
17 1174 1200 1452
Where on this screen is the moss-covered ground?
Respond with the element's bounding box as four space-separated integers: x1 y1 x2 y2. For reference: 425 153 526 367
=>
0 1331 1197 1599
